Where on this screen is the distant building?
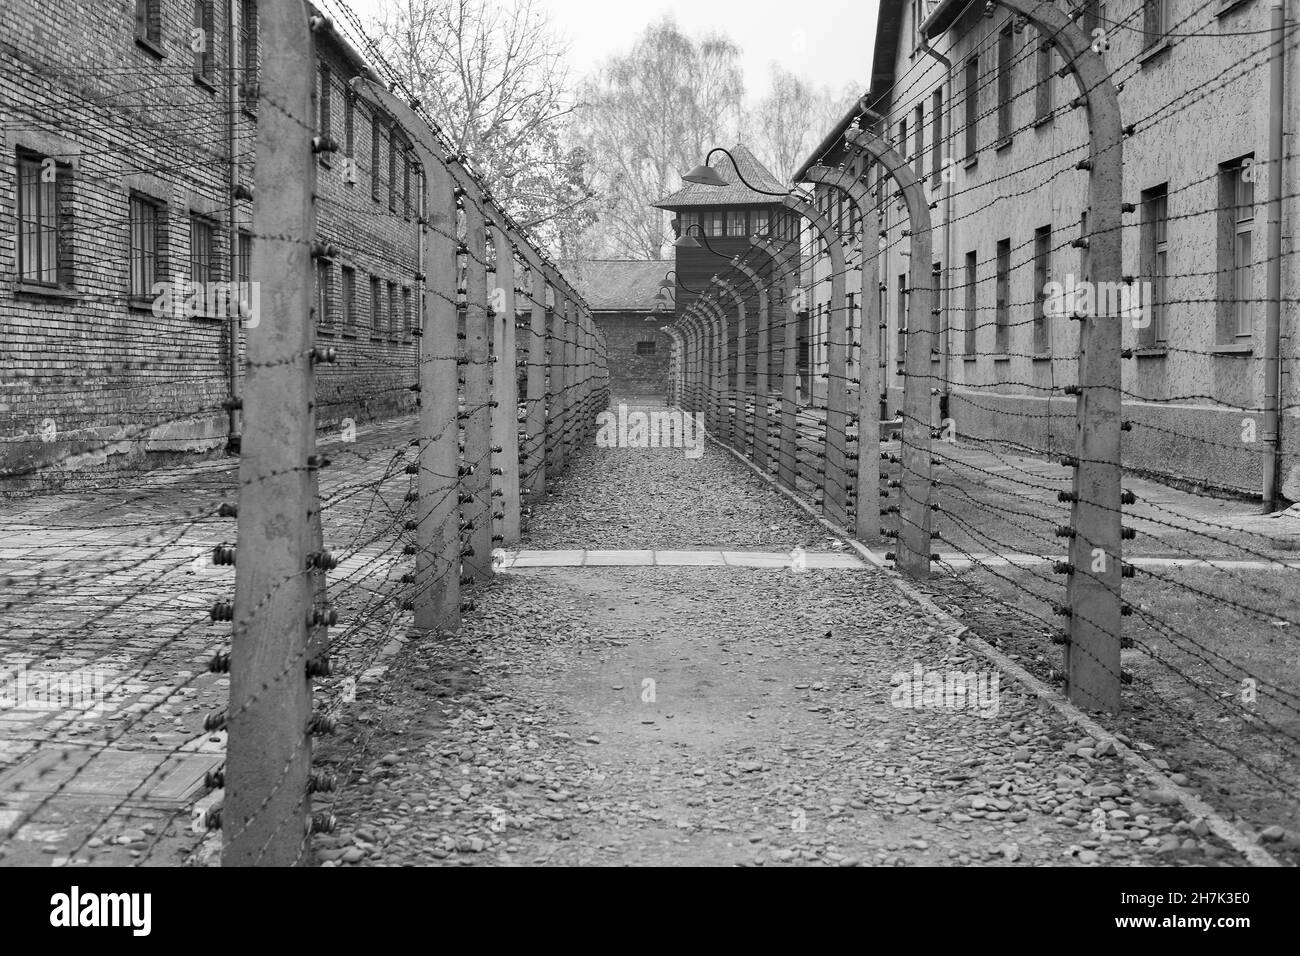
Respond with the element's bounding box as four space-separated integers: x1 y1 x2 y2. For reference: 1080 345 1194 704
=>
654 145 804 396
562 260 674 398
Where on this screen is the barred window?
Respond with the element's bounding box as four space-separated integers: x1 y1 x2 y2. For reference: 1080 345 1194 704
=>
1033 225 1051 354
192 0 215 84
239 0 258 109
995 238 1011 353
316 259 332 328
17 151 65 285
135 0 162 46
342 266 355 330
129 192 163 297
189 214 217 284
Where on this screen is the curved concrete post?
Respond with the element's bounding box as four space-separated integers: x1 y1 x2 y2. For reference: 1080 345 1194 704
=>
924 0 1125 711
715 277 747 449
781 193 850 528
804 164 883 544
517 244 549 501
489 221 521 546
846 128 933 579
730 257 770 470
761 235 804 490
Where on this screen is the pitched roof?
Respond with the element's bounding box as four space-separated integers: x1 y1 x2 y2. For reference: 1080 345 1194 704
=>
653 144 786 209
557 259 674 312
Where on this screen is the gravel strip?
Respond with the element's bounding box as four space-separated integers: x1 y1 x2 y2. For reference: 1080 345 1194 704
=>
316 419 1244 866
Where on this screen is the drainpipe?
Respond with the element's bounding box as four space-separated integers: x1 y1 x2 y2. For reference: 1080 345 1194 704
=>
919 36 953 418
226 0 241 449
1262 0 1288 509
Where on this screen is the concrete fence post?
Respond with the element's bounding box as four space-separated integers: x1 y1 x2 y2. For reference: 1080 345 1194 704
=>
226 0 318 866
845 129 933 578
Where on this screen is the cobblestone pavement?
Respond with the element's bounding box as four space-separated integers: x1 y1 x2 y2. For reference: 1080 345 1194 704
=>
0 417 417 866
321 414 1253 867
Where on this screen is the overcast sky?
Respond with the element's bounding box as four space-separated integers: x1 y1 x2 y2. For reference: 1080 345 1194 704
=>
343 0 878 103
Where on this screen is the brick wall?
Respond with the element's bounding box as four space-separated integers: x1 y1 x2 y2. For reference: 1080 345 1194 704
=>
0 0 418 480
593 312 672 397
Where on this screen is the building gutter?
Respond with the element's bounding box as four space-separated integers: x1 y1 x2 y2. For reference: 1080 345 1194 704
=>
918 36 953 414
226 0 240 450
1263 0 1289 509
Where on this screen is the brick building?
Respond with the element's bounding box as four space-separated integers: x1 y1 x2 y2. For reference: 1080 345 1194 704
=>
797 0 1299 500
1 0 420 479
563 259 674 398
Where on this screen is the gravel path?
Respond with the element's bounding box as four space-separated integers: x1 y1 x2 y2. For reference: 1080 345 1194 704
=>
318 413 1248 866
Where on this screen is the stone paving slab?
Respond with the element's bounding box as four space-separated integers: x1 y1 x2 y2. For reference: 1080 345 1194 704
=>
494 549 868 570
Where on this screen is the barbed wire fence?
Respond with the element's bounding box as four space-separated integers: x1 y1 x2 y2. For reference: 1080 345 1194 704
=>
0 0 607 866
668 0 1299 844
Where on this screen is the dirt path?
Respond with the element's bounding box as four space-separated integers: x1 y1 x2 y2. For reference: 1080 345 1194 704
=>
320 421 1249 867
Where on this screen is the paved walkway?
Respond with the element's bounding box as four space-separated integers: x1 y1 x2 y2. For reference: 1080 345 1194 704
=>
0 417 417 866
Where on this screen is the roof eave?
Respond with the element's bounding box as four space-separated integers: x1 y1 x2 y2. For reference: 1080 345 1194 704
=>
920 0 963 38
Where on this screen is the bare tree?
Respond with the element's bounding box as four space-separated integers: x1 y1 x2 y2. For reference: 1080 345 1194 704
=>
573 17 745 259
372 0 594 250
750 67 863 182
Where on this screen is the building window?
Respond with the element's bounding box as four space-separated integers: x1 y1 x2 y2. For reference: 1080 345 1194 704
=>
997 28 1013 143
192 0 215 85
371 117 382 201
963 250 977 354
1143 0 1167 48
239 0 258 109
388 281 398 338
914 103 924 179
964 55 979 161
995 238 1010 353
16 151 70 286
316 259 331 328
341 266 355 331
726 209 746 236
898 118 908 164
403 286 412 338
636 340 656 355
344 91 355 158
189 214 217 285
237 229 252 283
930 89 943 183
402 146 411 218
1035 35 1053 122
1218 158 1255 341
135 0 162 47
370 275 382 333
1140 184 1168 347
318 64 331 149
707 209 724 236
752 209 769 236
128 192 163 297
677 211 698 238
388 129 398 211
1033 225 1051 354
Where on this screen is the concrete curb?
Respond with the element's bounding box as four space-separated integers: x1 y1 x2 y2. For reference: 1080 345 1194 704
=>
705 425 1281 867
